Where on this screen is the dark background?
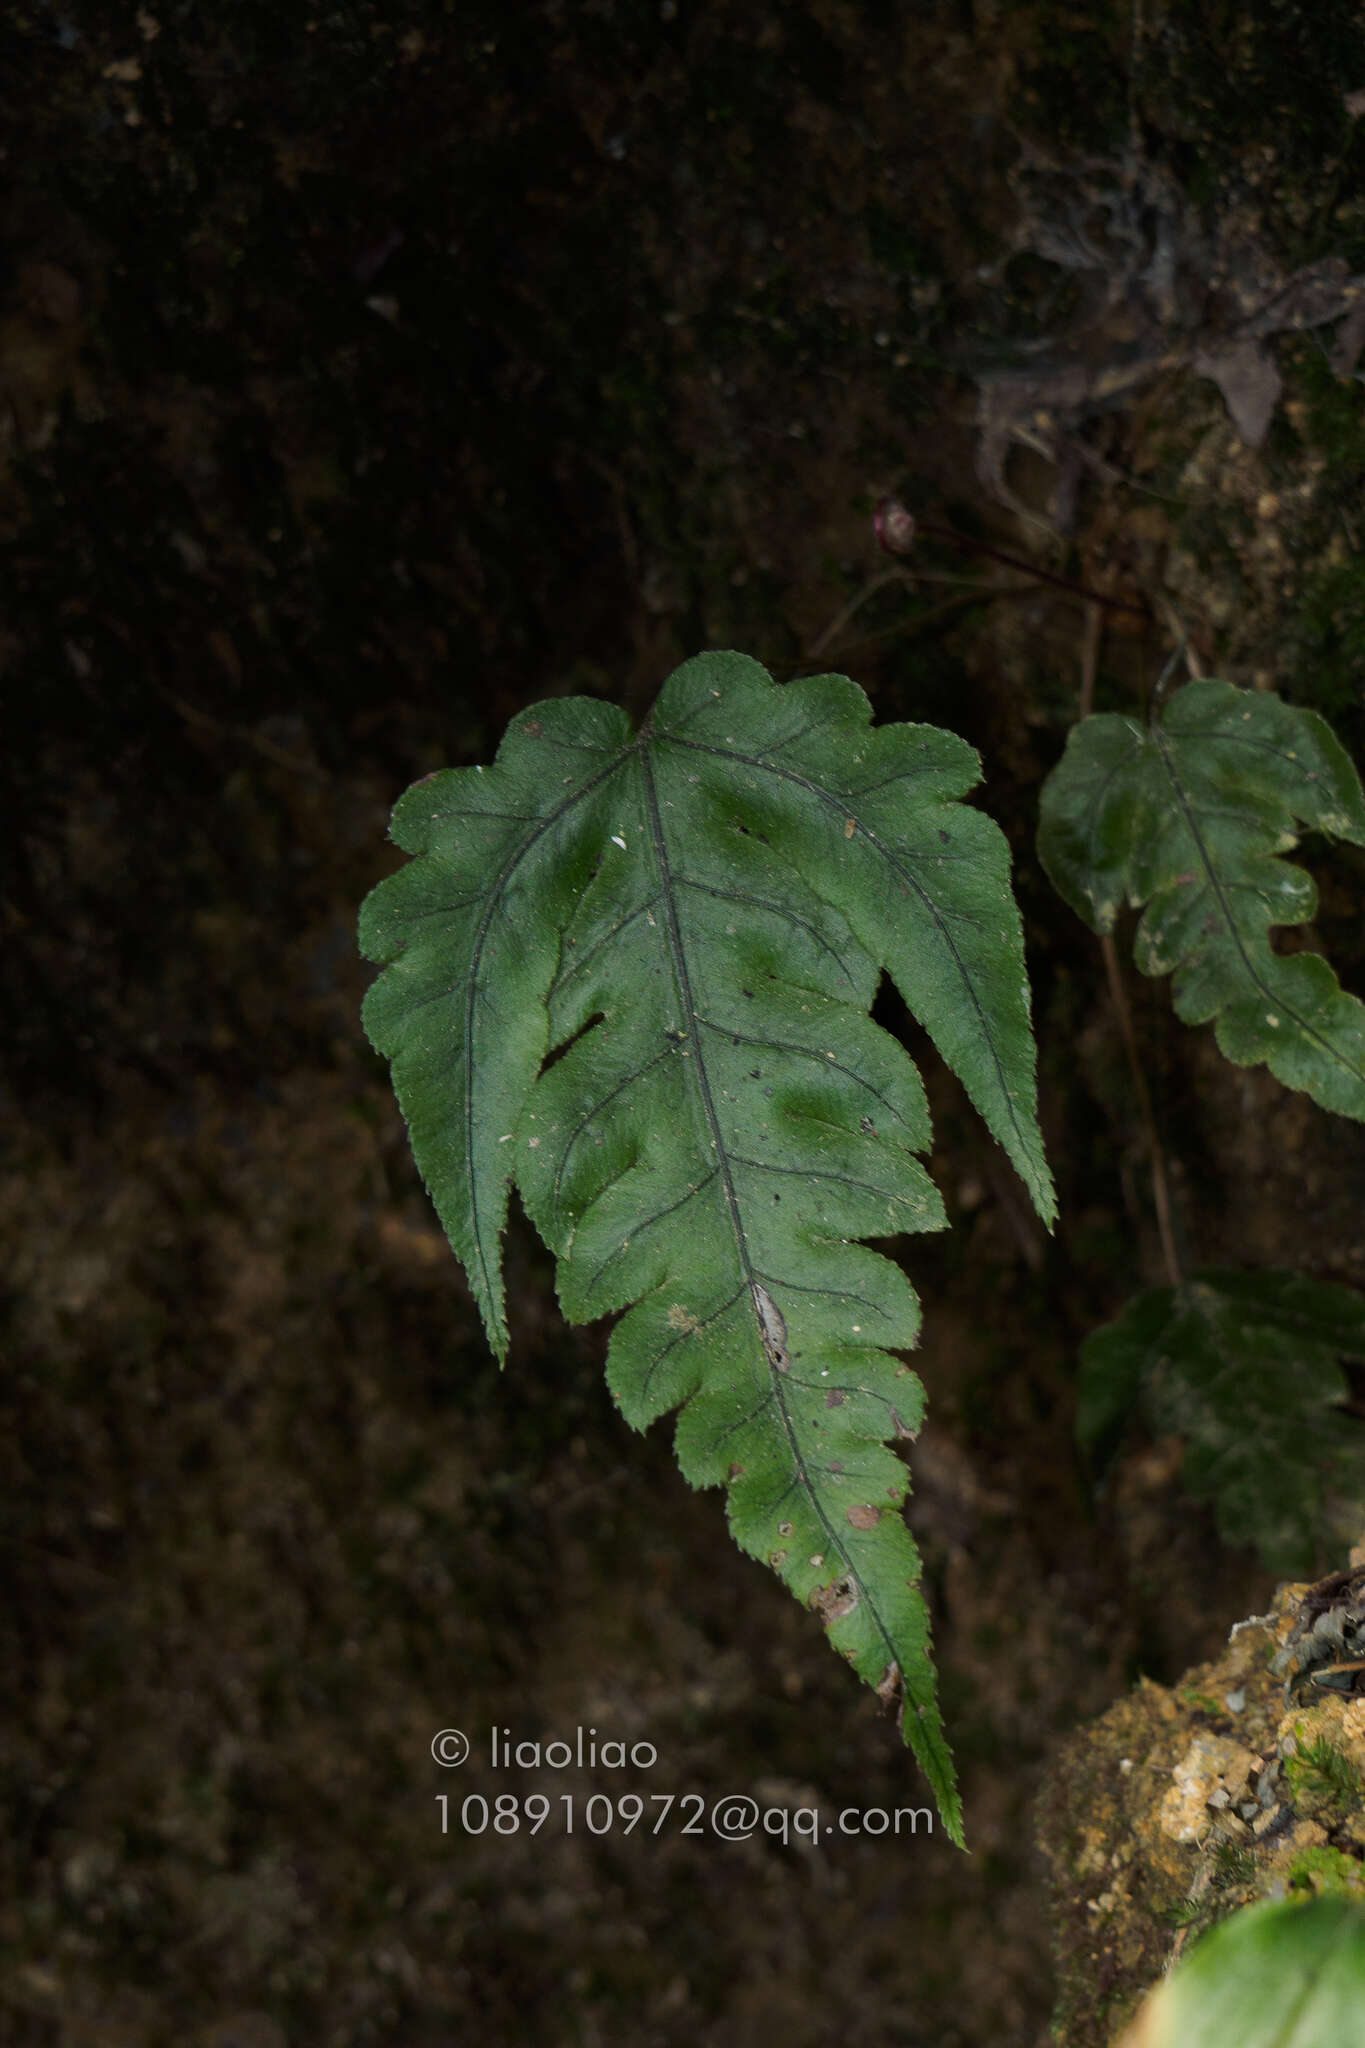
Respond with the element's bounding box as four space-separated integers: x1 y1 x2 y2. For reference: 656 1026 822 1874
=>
5 3 1365 2043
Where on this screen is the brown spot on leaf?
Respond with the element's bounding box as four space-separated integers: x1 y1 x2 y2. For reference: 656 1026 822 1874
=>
846 1503 880 1530
825 1389 846 1409
810 1576 858 1627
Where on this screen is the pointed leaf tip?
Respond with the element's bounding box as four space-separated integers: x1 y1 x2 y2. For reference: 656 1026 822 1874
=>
361 652 1054 1842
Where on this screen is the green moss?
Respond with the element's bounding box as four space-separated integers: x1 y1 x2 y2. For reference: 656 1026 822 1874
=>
1160 1843 1258 1939
1284 1735 1365 1815
1211 1842 1259 1892
1287 1845 1365 1899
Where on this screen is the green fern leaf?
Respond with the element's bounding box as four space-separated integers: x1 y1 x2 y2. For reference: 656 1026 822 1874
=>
1037 680 1365 1118
1078 1270 1365 1573
359 650 1056 1846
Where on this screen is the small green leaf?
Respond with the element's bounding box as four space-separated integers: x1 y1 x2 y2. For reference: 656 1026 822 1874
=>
1037 679 1365 1119
360 651 1057 1847
1120 1898 1365 2048
1078 1270 1365 1573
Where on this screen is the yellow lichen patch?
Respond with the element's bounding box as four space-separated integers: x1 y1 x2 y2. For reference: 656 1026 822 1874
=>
1277 1696 1365 1774
1159 1734 1262 1843
1040 1555 1365 2048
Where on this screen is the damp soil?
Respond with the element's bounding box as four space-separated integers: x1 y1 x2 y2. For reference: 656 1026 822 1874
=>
4 5 1365 2045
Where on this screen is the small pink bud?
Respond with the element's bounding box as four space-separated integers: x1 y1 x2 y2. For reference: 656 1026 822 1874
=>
874 497 916 556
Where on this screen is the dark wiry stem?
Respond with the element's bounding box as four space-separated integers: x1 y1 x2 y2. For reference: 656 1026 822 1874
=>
875 497 1151 621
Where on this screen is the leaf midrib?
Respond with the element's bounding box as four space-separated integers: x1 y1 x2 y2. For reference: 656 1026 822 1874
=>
462 748 632 1350
1152 723 1365 1083
637 735 912 1703
655 727 1045 1217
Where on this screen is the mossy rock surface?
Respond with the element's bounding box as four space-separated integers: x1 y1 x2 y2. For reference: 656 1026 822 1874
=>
1039 1553 1365 2048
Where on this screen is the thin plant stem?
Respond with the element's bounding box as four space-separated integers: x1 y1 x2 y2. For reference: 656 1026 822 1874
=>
914 522 1151 620
1157 592 1204 680
1080 600 1102 720
805 568 914 660
803 580 1041 665
805 568 1040 661
1101 930 1183 1289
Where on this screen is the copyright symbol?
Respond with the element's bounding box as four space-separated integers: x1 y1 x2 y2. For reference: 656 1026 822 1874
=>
711 1795 757 1840
431 1728 469 1767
